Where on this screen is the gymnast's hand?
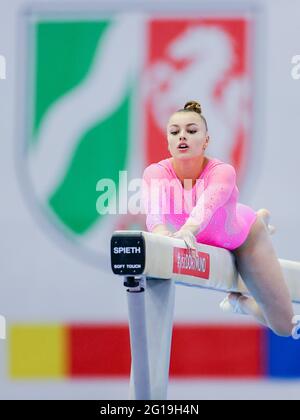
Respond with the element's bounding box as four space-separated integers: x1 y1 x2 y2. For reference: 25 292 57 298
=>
152 225 173 237
158 230 173 237
172 228 198 251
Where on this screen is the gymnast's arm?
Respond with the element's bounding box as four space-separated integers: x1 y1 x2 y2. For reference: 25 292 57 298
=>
179 163 236 236
141 165 172 237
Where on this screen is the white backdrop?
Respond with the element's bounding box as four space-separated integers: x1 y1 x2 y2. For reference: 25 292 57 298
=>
0 0 300 400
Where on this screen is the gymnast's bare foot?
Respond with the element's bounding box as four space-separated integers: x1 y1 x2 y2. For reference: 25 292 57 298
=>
220 293 246 314
220 292 269 327
256 208 276 235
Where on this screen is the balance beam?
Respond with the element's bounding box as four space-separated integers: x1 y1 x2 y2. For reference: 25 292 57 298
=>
111 230 300 303
110 230 300 400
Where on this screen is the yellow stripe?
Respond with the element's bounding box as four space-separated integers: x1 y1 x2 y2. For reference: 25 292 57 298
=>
9 325 68 378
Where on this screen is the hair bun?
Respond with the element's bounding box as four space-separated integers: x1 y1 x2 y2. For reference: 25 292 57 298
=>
184 100 202 115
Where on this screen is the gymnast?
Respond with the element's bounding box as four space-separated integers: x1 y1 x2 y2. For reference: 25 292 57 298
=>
142 100 294 337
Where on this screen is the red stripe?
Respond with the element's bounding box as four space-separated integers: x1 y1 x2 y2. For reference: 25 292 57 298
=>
170 325 265 378
69 324 131 377
69 324 265 378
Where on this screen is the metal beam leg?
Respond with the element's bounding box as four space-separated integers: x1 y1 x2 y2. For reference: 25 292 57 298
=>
126 276 175 400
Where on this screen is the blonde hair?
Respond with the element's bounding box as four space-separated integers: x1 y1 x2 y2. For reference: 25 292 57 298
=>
177 100 208 131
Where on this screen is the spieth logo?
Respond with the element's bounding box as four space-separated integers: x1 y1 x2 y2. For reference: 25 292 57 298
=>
113 247 141 254
173 248 210 279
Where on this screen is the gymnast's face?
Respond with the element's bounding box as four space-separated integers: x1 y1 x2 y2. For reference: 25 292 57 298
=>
167 112 209 160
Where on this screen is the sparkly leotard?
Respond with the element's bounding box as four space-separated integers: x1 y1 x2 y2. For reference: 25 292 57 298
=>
141 157 257 251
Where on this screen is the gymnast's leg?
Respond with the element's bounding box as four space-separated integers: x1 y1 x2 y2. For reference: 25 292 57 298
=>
230 210 294 337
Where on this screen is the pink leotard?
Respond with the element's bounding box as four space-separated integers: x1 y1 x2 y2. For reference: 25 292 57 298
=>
141 157 257 251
